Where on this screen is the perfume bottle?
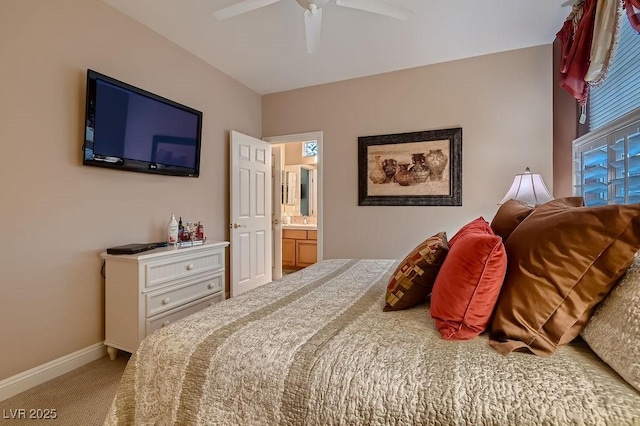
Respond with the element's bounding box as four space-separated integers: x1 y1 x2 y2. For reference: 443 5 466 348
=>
196 221 204 240
178 216 185 241
167 214 178 245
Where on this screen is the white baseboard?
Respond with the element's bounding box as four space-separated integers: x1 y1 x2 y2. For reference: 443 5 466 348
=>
0 342 107 402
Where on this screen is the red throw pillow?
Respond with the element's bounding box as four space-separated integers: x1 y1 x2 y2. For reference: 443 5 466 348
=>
448 217 493 247
430 232 507 340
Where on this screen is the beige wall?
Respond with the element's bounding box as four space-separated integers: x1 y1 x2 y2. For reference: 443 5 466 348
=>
263 45 553 259
0 0 261 380
0 1 552 381
284 141 317 166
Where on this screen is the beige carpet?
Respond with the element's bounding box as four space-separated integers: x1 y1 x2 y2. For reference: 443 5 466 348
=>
0 353 129 425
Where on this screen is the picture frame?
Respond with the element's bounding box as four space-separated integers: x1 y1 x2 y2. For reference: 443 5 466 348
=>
358 127 462 206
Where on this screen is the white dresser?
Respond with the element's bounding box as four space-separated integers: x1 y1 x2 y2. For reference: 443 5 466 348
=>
101 241 229 360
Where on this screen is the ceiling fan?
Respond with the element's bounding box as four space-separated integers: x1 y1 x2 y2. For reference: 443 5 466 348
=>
212 0 412 54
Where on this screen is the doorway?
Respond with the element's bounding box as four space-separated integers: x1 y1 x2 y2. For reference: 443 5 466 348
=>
264 131 323 280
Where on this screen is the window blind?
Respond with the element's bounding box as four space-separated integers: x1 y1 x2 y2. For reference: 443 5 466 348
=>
589 19 640 130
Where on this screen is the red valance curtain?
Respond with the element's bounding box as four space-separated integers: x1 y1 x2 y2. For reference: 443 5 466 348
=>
557 0 597 105
557 0 640 104
625 0 640 31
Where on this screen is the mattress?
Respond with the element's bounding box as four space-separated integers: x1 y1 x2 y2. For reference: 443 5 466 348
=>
105 259 640 425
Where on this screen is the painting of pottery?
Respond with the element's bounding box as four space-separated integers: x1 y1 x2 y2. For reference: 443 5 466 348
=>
358 128 462 206
426 149 448 180
369 155 387 184
394 163 415 186
409 153 430 183
382 158 398 182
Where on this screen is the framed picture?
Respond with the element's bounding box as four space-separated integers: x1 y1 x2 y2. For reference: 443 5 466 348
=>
358 127 462 206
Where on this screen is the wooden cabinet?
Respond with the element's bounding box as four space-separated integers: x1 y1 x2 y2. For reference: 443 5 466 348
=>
296 239 317 267
101 241 229 359
282 229 317 269
282 238 296 266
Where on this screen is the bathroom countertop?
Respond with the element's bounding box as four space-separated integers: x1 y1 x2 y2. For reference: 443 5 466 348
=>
281 223 317 230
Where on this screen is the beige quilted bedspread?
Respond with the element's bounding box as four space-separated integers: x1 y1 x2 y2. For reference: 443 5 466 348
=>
105 259 640 425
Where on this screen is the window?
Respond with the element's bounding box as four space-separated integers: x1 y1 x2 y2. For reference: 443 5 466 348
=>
302 140 317 157
573 17 640 206
574 110 640 206
589 18 640 130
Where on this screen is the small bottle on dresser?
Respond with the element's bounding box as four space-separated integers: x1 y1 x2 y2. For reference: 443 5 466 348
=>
197 221 204 240
178 216 184 241
168 214 178 245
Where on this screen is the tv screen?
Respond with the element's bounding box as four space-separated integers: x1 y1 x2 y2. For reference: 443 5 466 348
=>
83 69 202 177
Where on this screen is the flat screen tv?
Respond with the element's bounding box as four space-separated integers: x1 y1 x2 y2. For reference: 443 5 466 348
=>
83 69 202 177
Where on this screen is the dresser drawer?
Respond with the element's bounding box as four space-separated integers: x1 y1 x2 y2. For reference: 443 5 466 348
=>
283 229 307 240
146 273 224 317
145 248 223 289
146 292 225 335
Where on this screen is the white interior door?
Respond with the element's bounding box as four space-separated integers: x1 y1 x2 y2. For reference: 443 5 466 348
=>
230 131 272 297
272 145 283 280
263 131 324 266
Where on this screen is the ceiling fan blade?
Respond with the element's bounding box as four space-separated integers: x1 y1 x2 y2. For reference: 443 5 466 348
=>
304 7 322 54
335 0 411 20
213 0 282 20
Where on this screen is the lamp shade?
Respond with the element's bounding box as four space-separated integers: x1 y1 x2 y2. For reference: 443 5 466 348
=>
498 167 553 206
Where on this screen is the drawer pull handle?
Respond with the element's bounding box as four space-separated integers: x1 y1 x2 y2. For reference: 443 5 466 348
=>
162 321 170 327
162 297 171 305
186 264 195 270
208 283 215 289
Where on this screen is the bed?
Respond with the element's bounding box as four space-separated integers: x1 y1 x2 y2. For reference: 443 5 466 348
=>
105 258 640 425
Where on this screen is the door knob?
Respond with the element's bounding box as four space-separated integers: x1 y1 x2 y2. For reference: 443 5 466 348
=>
230 223 247 229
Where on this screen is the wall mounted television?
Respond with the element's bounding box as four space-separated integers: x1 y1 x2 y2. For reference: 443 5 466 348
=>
83 69 202 177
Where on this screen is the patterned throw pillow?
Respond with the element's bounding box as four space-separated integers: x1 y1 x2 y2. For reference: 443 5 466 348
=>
383 232 449 312
581 254 640 392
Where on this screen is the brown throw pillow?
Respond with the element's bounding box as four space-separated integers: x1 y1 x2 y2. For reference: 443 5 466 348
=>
490 199 534 241
490 198 640 356
490 197 585 242
384 232 449 312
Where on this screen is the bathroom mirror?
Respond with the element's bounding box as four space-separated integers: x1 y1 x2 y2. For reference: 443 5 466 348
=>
285 170 297 205
300 167 310 216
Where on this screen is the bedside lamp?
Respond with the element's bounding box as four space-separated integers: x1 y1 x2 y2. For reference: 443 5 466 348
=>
498 167 553 206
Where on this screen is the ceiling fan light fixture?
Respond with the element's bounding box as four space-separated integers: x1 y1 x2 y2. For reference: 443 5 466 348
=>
213 0 413 54
213 0 282 20
304 6 322 53
296 0 330 10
